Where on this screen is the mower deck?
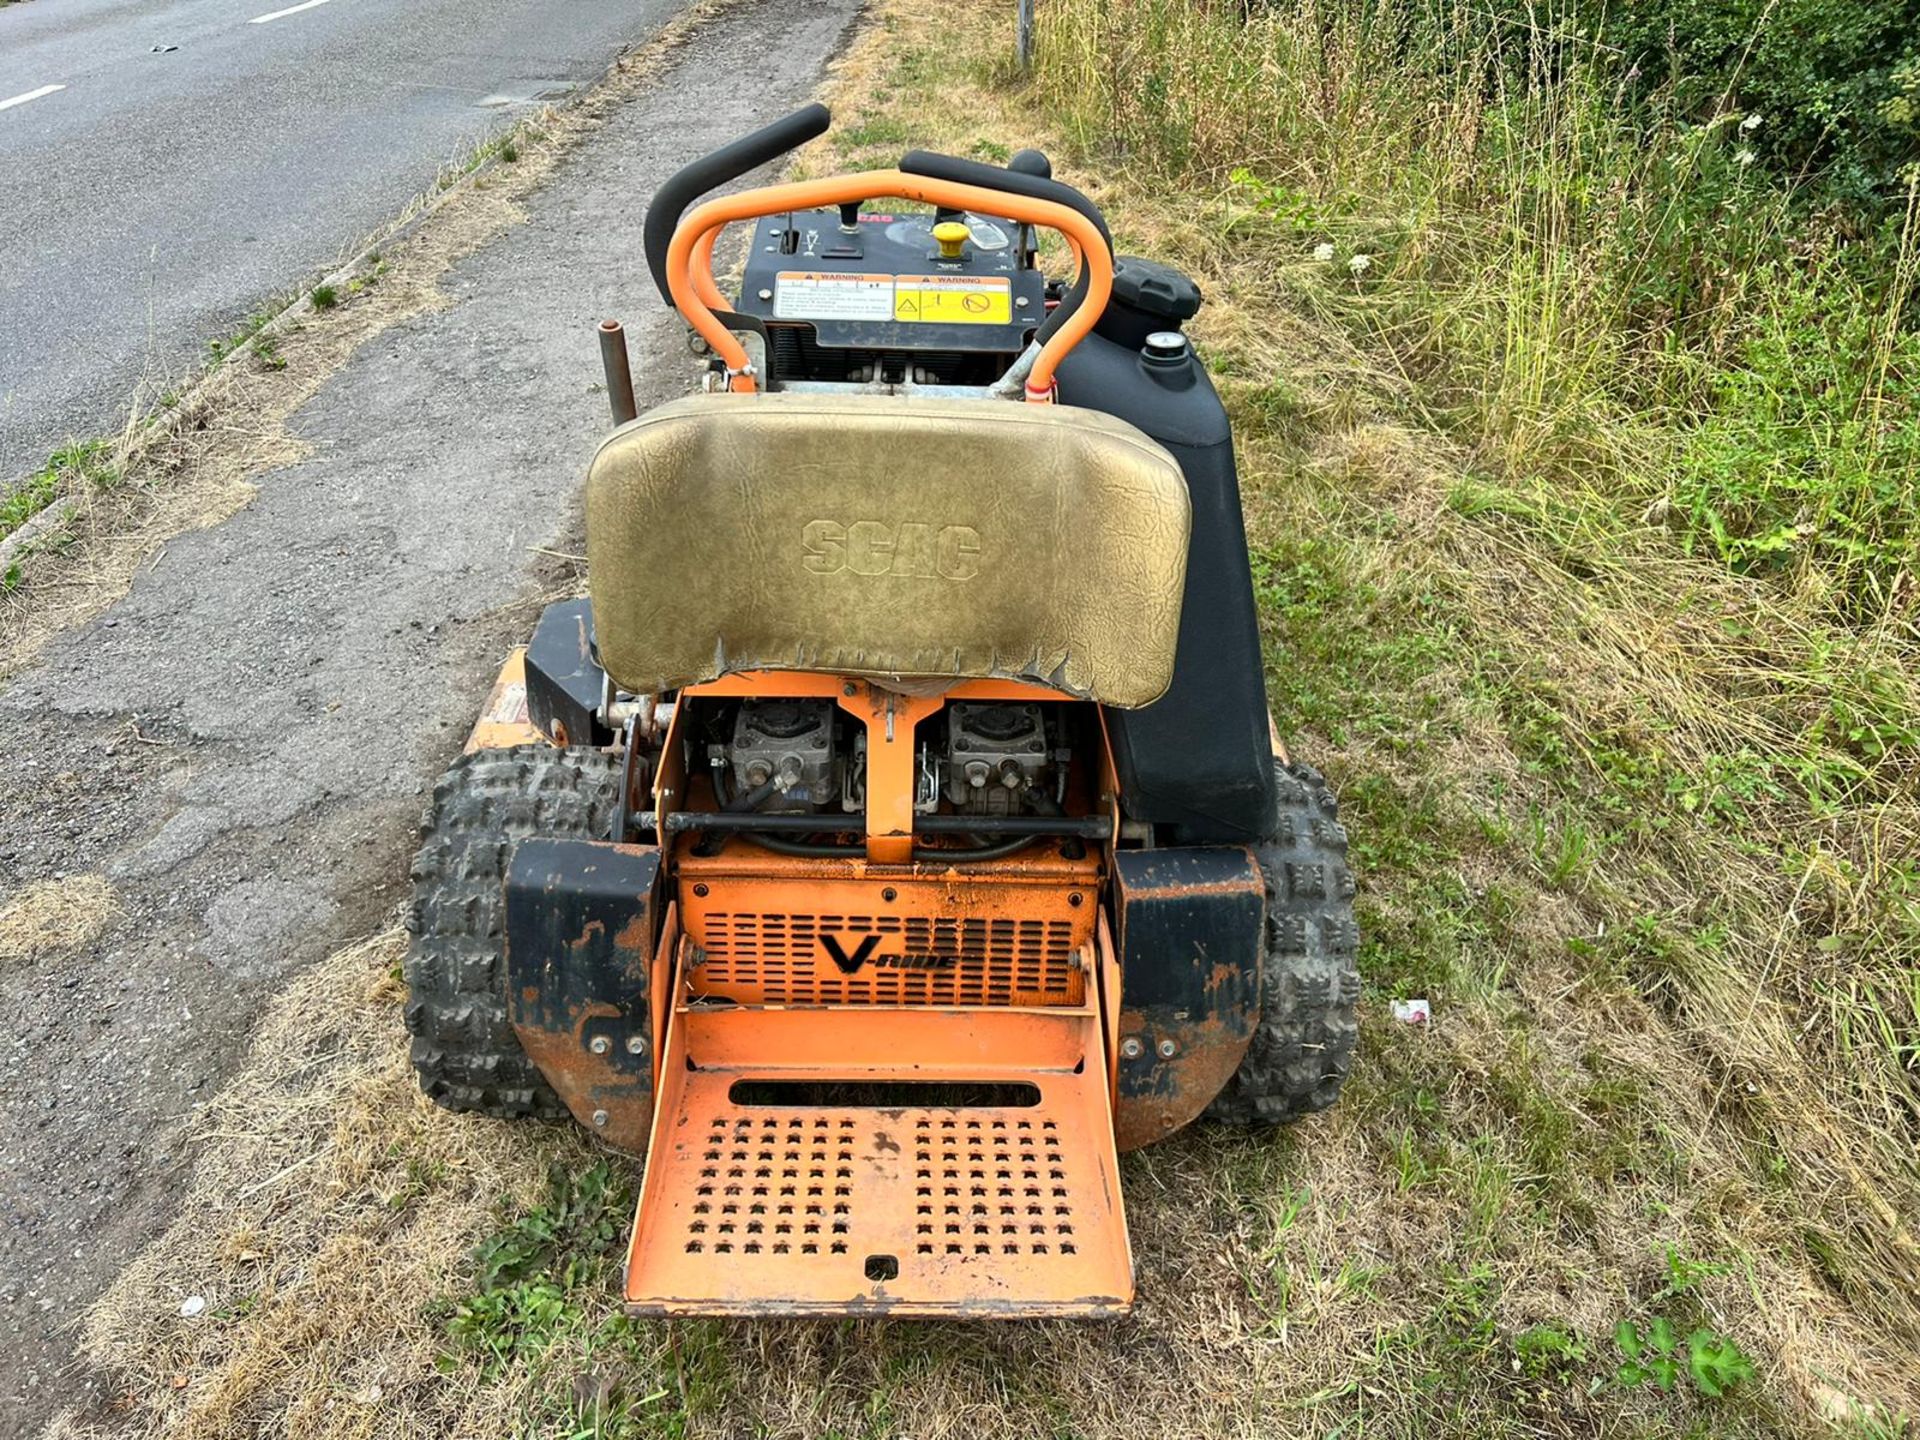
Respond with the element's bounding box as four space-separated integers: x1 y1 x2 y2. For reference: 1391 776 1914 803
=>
625 951 1133 1317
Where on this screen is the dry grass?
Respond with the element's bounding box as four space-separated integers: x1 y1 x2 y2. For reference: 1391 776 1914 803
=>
47 1 1920 1438
49 931 573 1439
0 874 118 965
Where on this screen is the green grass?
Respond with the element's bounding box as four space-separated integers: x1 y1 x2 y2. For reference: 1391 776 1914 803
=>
449 123 540 188
1033 0 1918 620
205 304 295 370
835 116 915 150
0 471 60 544
0 439 116 546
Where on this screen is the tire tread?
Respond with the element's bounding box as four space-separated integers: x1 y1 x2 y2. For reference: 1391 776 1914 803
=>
1206 760 1361 1126
403 744 622 1119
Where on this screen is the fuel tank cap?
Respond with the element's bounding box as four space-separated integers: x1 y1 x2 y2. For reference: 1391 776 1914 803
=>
1110 256 1203 324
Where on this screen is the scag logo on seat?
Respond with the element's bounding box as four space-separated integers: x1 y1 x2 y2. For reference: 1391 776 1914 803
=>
801 519 980 580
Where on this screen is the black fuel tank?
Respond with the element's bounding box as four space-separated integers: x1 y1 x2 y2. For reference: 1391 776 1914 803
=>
1056 258 1276 844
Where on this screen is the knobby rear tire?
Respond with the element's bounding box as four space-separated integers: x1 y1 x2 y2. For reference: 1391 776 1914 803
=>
1206 761 1362 1126
403 744 624 1119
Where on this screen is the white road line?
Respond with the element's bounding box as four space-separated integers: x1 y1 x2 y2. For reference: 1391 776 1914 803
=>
0 85 66 113
249 0 333 24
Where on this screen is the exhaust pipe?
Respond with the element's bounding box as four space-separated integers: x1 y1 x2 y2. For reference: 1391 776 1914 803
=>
599 319 638 426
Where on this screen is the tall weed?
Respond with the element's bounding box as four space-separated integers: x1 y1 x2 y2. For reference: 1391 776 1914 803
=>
1030 0 1917 616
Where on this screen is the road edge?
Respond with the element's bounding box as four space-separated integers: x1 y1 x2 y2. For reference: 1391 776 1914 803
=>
0 0 749 578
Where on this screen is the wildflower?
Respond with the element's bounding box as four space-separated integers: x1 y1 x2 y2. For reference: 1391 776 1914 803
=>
1736 148 1756 167
1740 113 1763 133
1313 242 1335 263
1348 253 1372 274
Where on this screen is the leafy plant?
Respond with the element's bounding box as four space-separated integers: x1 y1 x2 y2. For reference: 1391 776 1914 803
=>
1615 1316 1756 1398
1228 166 1348 237
1594 0 1916 211
442 1162 635 1375
1615 1316 1682 1391
1686 1326 1759 1398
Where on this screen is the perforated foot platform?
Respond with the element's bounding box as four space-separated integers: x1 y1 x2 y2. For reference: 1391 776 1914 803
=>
625 999 1132 1317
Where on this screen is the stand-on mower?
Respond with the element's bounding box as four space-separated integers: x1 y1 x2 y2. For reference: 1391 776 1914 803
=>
405 105 1359 1318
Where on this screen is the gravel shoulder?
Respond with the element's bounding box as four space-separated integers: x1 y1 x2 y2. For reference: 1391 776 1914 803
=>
0 2 861 1431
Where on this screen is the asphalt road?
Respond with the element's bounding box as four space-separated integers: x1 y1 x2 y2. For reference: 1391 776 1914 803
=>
0 0 863 1431
0 0 688 481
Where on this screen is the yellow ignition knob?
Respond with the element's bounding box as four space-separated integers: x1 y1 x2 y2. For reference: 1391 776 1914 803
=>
932 220 971 259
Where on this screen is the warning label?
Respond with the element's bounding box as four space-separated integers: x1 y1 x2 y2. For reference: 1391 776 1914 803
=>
894 274 1012 325
484 681 529 726
773 271 1013 326
773 272 895 322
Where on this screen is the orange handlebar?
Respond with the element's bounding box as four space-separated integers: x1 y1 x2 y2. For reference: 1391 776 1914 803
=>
666 169 1112 402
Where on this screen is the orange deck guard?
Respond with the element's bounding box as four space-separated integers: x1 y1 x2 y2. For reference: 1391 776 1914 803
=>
665 170 1113 403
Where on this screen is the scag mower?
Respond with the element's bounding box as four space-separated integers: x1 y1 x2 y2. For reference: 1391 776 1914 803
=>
405 105 1359 1318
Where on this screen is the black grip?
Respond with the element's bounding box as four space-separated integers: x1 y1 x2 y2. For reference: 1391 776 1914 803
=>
1008 148 1053 179
898 149 1111 253
643 104 832 305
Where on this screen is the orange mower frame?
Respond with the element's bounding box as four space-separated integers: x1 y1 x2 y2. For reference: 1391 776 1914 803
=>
403 104 1361 1321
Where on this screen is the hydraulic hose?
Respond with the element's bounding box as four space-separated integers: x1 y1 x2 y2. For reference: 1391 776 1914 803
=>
724 777 781 813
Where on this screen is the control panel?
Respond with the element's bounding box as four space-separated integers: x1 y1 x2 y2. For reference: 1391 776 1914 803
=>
735 207 1047 362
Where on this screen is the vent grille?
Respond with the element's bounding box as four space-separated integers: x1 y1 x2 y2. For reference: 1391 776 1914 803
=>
692 913 1083 1006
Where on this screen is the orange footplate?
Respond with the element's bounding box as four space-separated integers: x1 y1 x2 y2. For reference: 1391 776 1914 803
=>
625 954 1133 1318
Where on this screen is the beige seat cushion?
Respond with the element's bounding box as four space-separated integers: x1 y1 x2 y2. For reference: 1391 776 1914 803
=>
585 393 1190 708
